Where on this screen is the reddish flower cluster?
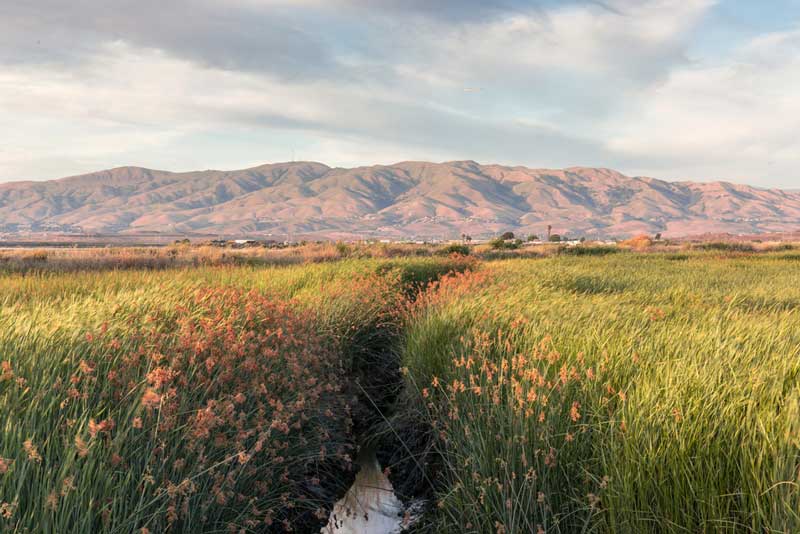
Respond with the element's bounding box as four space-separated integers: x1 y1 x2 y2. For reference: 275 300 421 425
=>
409 270 618 531
73 286 360 531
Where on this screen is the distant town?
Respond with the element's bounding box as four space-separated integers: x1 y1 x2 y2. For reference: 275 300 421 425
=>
6 228 800 251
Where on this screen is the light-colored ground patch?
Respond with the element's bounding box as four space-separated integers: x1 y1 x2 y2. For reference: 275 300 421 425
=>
323 452 414 534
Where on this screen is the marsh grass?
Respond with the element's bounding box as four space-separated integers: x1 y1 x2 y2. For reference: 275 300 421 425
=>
3 251 800 533
0 257 469 533
0 242 447 274
396 254 800 533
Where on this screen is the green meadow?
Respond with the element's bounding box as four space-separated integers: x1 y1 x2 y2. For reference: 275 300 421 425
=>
1 251 799 532
395 253 800 533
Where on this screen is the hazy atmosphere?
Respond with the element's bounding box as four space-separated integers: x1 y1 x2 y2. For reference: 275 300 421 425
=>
2 0 800 187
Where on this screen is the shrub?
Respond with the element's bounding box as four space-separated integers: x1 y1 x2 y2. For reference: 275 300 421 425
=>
489 237 506 250
490 238 521 250
335 242 351 257
619 234 652 250
439 244 470 256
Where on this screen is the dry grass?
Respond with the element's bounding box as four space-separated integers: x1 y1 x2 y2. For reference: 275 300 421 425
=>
3 240 798 274
0 242 446 273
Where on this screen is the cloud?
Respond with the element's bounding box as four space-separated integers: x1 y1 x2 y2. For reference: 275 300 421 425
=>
0 40 609 180
0 0 797 187
0 0 709 84
0 0 340 80
605 27 800 184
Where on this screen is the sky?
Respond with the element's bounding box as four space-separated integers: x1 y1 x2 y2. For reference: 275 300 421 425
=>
1 0 799 188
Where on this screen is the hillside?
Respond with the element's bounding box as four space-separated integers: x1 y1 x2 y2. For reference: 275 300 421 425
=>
1 161 799 239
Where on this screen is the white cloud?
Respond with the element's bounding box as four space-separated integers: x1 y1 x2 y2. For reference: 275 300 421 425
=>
605 26 800 184
0 37 606 180
0 0 797 188
392 0 712 81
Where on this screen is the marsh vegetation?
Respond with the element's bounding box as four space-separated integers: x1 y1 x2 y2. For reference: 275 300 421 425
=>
1 248 799 532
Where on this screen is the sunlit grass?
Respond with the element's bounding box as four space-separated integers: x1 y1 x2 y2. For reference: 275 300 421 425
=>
3 251 799 532
398 254 800 533
0 257 469 533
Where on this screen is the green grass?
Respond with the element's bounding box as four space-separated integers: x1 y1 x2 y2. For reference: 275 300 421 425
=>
3 252 800 533
397 254 800 533
0 257 469 533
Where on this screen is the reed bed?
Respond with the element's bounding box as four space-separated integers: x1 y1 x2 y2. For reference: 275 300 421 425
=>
0 257 470 533
3 251 799 533
0 242 443 274
397 254 800 533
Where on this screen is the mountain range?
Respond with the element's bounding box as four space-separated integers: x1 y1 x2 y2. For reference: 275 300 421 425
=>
1 161 799 239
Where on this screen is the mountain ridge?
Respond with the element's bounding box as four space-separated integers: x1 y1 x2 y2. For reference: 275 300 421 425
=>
1 161 798 239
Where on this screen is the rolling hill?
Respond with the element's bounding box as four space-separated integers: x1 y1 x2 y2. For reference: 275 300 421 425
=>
1 161 799 239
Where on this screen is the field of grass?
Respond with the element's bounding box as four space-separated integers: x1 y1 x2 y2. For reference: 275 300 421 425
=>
0 242 447 273
0 257 469 533
393 253 800 533
2 249 799 533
